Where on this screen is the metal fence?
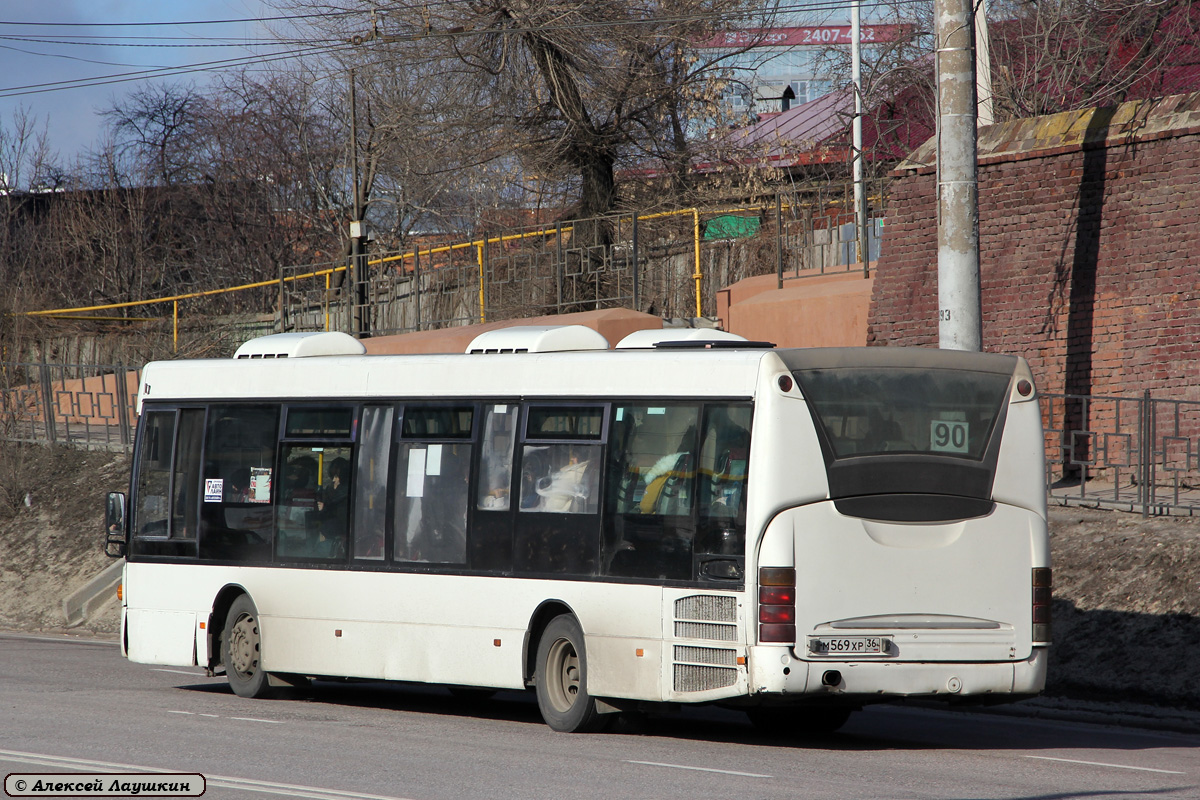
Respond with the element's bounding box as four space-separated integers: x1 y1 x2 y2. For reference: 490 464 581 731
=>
1043 391 1200 516
280 206 882 338
0 361 137 451
4 366 1199 519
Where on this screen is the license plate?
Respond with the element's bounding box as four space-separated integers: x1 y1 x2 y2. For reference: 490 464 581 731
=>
808 636 889 656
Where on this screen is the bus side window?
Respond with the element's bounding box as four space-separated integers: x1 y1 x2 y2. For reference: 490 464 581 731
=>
394 442 471 564
171 409 204 540
353 406 392 560
131 408 202 559
394 405 474 564
134 410 175 539
513 405 606 576
199 405 279 562
602 405 700 581
476 404 518 510
699 404 752 520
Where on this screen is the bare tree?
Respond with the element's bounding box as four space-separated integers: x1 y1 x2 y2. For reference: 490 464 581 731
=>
272 1 782 222
988 0 1199 118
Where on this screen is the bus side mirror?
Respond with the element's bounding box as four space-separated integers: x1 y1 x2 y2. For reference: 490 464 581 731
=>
105 492 127 558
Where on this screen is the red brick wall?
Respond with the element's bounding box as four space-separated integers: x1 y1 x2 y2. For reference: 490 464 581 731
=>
867 94 1200 403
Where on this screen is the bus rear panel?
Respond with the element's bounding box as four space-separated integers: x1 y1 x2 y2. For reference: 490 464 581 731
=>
745 348 1048 708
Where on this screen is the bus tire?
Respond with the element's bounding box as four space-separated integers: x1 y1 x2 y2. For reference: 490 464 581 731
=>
534 615 608 733
222 595 275 699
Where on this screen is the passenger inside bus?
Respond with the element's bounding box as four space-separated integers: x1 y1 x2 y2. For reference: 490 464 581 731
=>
521 444 599 514
315 457 349 558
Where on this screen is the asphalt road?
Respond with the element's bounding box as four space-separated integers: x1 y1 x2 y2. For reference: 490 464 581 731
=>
2 631 1198 800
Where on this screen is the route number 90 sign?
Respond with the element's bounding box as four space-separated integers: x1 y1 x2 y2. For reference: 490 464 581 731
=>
930 419 969 454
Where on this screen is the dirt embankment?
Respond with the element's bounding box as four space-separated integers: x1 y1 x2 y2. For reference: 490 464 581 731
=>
0 445 127 637
3 443 1199 708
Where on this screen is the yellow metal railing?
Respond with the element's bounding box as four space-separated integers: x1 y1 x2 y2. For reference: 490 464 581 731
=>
23 266 345 352
17 197 877 347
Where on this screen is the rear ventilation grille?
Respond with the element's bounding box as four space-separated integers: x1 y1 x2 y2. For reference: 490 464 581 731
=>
675 595 737 623
672 597 741 691
674 622 737 641
674 595 738 642
674 664 738 692
675 645 737 667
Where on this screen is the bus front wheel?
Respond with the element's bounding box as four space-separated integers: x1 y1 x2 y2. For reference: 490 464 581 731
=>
222 595 275 699
534 615 608 733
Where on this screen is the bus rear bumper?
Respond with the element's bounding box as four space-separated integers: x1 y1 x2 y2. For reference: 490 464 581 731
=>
747 646 1048 701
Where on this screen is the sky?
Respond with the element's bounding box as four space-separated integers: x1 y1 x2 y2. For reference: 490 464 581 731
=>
0 0 279 167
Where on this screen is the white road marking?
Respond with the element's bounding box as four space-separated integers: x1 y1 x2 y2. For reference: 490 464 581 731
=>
0 749 416 800
627 760 772 779
0 632 114 646
166 714 283 724
1025 755 1185 775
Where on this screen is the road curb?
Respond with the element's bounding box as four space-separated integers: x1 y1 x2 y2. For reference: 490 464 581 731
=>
62 560 123 628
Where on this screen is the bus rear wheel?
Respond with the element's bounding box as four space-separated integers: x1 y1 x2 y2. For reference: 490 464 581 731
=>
534 615 608 733
222 595 275 699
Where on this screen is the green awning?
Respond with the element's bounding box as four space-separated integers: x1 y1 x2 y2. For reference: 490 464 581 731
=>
703 214 760 240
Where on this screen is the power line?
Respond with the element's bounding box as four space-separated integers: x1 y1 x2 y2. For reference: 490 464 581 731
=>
0 41 354 99
0 1 930 100
0 9 364 29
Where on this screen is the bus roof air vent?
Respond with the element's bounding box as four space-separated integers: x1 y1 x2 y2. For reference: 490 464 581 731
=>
616 329 768 349
465 325 610 354
233 332 367 359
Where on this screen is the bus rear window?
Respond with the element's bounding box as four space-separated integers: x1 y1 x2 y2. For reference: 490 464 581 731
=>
794 367 1011 460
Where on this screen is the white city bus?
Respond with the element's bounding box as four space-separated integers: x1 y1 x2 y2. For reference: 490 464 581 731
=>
105 326 1050 733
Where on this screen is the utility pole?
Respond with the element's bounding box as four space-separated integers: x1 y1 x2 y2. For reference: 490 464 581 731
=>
852 0 869 277
348 68 368 337
935 0 982 351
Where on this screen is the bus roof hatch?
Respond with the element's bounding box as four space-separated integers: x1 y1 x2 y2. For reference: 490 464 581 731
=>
234 331 367 359
465 325 610 354
615 328 751 349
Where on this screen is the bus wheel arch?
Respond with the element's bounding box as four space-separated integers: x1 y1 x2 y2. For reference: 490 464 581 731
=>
533 612 609 733
219 592 276 699
523 600 575 686
208 584 250 673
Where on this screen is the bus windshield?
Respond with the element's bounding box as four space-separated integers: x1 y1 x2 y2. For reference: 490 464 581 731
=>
794 367 1012 460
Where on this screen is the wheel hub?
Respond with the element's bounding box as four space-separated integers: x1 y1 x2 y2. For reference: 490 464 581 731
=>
546 638 580 713
229 614 260 677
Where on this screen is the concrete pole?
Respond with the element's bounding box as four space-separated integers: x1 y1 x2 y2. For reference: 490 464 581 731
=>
852 0 868 274
935 0 982 351
348 68 361 336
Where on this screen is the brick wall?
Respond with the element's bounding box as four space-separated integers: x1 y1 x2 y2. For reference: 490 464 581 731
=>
867 92 1200 402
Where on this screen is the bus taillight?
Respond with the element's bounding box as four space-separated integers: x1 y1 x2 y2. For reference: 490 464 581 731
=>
1032 568 1052 643
759 567 797 643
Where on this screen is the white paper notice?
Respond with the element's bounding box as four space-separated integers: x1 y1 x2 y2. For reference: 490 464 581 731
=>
407 449 426 497
426 444 443 476
250 467 272 503
204 479 223 503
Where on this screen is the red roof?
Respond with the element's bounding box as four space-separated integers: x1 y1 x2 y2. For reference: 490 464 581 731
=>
731 89 855 154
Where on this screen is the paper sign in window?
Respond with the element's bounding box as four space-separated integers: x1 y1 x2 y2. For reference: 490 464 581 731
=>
407 449 426 497
249 468 272 503
427 444 443 476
